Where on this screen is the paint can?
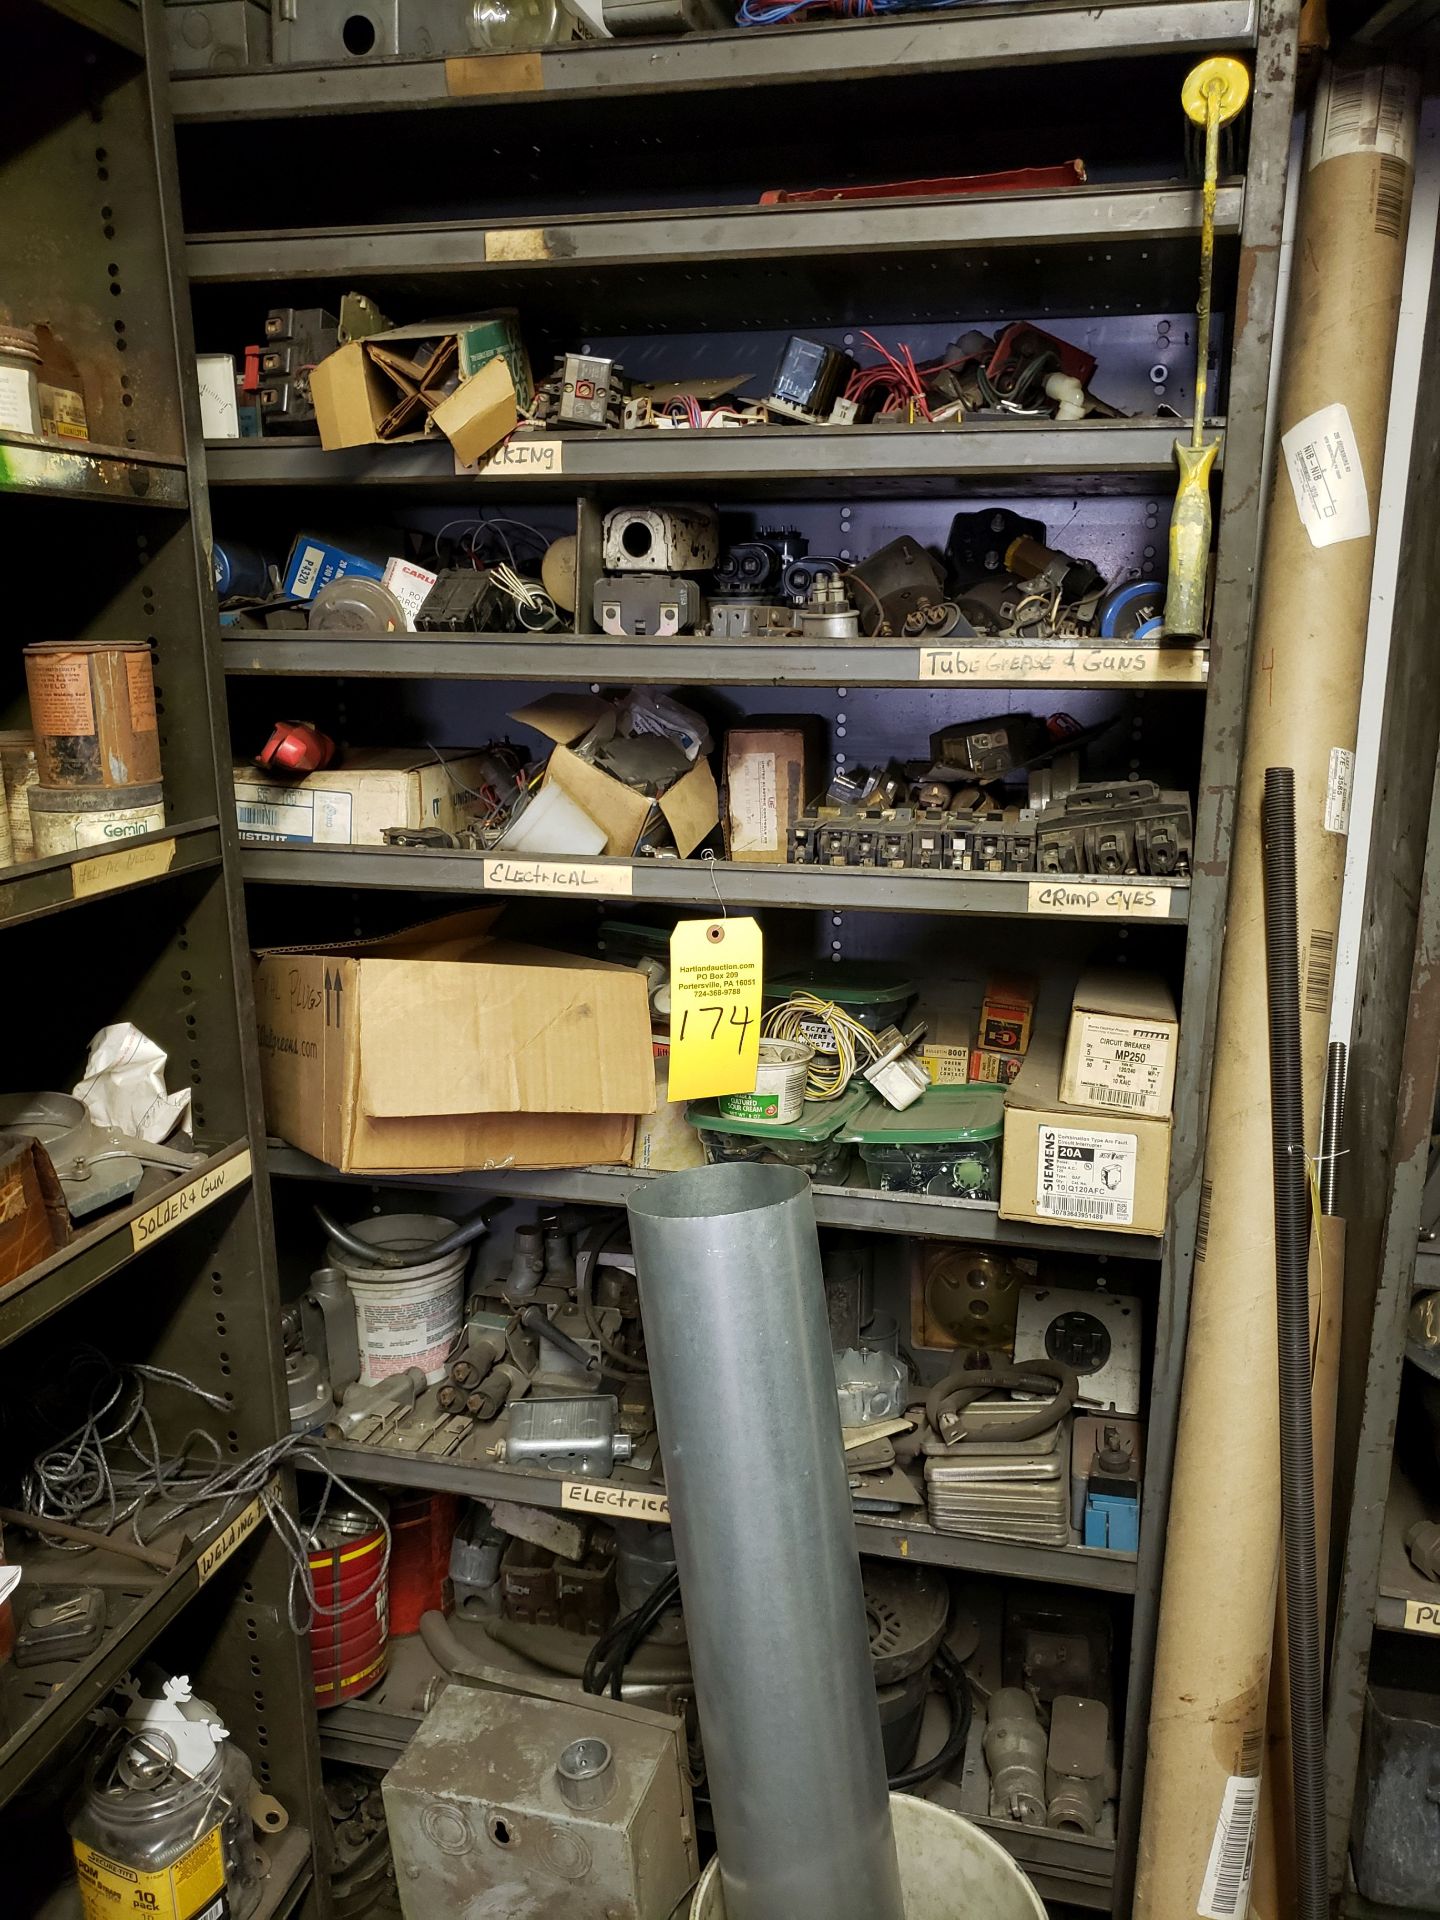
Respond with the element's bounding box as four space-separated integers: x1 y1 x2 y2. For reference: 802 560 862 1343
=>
388 1492 459 1635
28 782 165 856
307 1498 389 1707
24 641 161 788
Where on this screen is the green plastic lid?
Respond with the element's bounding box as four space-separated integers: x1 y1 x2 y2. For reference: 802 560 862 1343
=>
839 1084 1005 1144
688 1083 871 1143
764 964 917 1009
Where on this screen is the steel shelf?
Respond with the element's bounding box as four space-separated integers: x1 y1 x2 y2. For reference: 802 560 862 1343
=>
0 1141 254 1350
203 419 1207 499
0 820 223 931
319 1438 1137 1593
222 631 1210 688
1373 1459 1440 1636
0 429 187 507
264 1141 1162 1259
183 184 1244 297
240 844 1191 922
170 1 1257 121
30 0 143 55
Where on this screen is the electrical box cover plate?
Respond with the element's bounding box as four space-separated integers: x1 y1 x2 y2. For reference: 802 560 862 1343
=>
1013 1284 1141 1416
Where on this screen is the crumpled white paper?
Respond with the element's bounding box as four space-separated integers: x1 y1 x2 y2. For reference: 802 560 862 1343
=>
73 1024 191 1142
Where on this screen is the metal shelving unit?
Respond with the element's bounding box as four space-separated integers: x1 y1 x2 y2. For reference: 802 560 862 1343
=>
0 2 328 1909
171 2 1302 1912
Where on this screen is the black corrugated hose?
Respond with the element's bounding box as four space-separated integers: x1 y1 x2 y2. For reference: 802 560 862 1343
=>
1262 766 1327 1920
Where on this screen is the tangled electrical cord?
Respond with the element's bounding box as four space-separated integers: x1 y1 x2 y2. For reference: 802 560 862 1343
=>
20 1353 390 1635
583 1568 682 1699
762 992 884 1099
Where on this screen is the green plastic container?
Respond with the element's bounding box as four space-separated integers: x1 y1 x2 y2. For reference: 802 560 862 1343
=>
841 1085 1005 1202
688 1084 870 1184
764 964 917 1052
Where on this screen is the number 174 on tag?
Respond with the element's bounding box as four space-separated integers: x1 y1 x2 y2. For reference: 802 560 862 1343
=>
667 917 763 1102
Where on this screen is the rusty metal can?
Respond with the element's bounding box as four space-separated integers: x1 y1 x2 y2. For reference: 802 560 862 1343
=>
28 782 165 857
23 641 161 788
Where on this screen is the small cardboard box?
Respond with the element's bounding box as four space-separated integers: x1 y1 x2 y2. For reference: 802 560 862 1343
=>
917 1002 973 1085
970 1047 1023 1087
311 314 528 458
723 723 823 864
382 557 439 631
1000 1029 1171 1237
234 748 495 847
1060 969 1179 1118
282 534 385 603
253 909 654 1174
511 693 718 859
979 973 1037 1054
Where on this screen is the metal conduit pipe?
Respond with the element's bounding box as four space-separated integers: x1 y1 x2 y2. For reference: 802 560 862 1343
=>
627 1163 903 1920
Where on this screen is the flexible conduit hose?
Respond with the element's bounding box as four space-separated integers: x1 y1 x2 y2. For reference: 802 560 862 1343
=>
1261 767 1327 1920
314 1198 505 1270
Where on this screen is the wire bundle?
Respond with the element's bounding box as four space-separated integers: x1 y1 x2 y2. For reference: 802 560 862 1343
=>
20 1353 389 1634
761 992 884 1099
582 1568 682 1698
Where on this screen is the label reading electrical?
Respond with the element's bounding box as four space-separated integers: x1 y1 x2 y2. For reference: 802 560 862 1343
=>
130 1149 253 1253
1027 881 1174 919
917 646 1207 685
197 1485 271 1586
482 857 628 896
667 916 763 1102
561 1482 671 1523
71 834 177 900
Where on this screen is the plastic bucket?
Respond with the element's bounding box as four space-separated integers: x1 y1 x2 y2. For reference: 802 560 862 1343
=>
717 1038 813 1125
326 1214 468 1385
690 1792 1046 1920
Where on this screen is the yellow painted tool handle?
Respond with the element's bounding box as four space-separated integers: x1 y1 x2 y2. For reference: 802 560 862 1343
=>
1166 440 1219 638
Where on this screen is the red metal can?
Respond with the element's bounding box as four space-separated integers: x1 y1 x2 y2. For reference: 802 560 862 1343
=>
307 1500 389 1708
387 1492 458 1636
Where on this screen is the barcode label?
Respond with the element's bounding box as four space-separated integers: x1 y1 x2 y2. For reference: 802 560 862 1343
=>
1082 1083 1153 1111
1305 929 1336 1015
1310 61 1417 170
1199 1773 1262 1918
1036 1125 1138 1226
237 803 287 827
1375 154 1407 238
1239 1727 1265 1777
1195 1178 1213 1263
1044 1197 1132 1221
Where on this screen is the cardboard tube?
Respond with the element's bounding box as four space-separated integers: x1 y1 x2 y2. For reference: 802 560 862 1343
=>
1251 1214 1344 1919
1134 56 1416 1918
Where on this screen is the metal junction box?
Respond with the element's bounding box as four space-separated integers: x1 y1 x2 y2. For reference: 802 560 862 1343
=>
383 1679 698 1920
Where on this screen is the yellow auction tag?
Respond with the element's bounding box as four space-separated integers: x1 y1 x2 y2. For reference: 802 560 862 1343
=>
667 917 763 1101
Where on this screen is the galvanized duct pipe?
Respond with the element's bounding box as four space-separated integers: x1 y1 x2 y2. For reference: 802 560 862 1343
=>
1135 53 1418 1916
627 1163 903 1920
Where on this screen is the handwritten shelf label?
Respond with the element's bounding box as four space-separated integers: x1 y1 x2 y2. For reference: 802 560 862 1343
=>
130 1149 253 1253
1404 1597 1440 1635
476 438 562 475
482 857 629 896
71 835 177 900
1027 881 1176 920
561 1481 670 1523
197 1484 271 1585
918 646 1208 685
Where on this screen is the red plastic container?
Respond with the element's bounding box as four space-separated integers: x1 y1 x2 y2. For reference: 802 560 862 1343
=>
387 1492 458 1636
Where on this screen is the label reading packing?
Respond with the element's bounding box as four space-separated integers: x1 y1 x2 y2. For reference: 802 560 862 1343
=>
1027 881 1173 919
561 1481 671 1522
1282 402 1371 548
71 834 176 900
477 438 562 474
667 916 763 1101
1404 1598 1440 1634
130 1150 253 1253
482 857 630 896
1035 1125 1137 1225
918 646 1207 685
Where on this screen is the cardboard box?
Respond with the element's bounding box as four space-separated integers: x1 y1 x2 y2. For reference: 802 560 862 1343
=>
979 973 1037 1054
511 694 718 859
253 909 654 1174
1000 1030 1171 1237
310 315 528 457
234 749 497 847
723 723 823 864
382 557 439 631
1060 969 1179 1118
917 1002 973 1085
282 534 385 603
970 1047 1023 1087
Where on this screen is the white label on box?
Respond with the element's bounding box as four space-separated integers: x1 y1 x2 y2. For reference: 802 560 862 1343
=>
474 438 562 475
382 557 439 631
1035 1125 1137 1225
1281 403 1370 548
289 542 327 599
1198 1773 1262 1918
0 365 37 435
918 645 1208 686
1309 61 1416 168
1027 881 1173 919
235 783 354 846
1325 746 1354 835
482 857 631 896
729 751 778 855
1074 1015 1174 1116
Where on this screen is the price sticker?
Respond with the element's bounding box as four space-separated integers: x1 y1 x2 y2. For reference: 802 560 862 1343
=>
667 917 763 1102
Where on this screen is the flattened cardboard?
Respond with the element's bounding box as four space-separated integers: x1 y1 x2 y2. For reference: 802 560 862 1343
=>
311 316 521 460
437 356 519 469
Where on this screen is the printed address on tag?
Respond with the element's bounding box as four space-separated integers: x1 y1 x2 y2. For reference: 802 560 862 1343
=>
917 646 1208 685
130 1149 253 1252
1027 881 1175 919
482 857 629 896
561 1482 670 1523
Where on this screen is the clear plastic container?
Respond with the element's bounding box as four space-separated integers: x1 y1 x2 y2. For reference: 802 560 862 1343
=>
688 1083 869 1184
843 1085 1005 1202
764 964 917 1049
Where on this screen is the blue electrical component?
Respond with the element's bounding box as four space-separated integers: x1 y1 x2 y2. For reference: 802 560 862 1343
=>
1084 1491 1140 1553
1096 579 1166 640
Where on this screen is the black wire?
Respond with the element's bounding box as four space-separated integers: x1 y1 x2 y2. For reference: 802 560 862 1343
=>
888 1646 973 1791
583 1568 683 1698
